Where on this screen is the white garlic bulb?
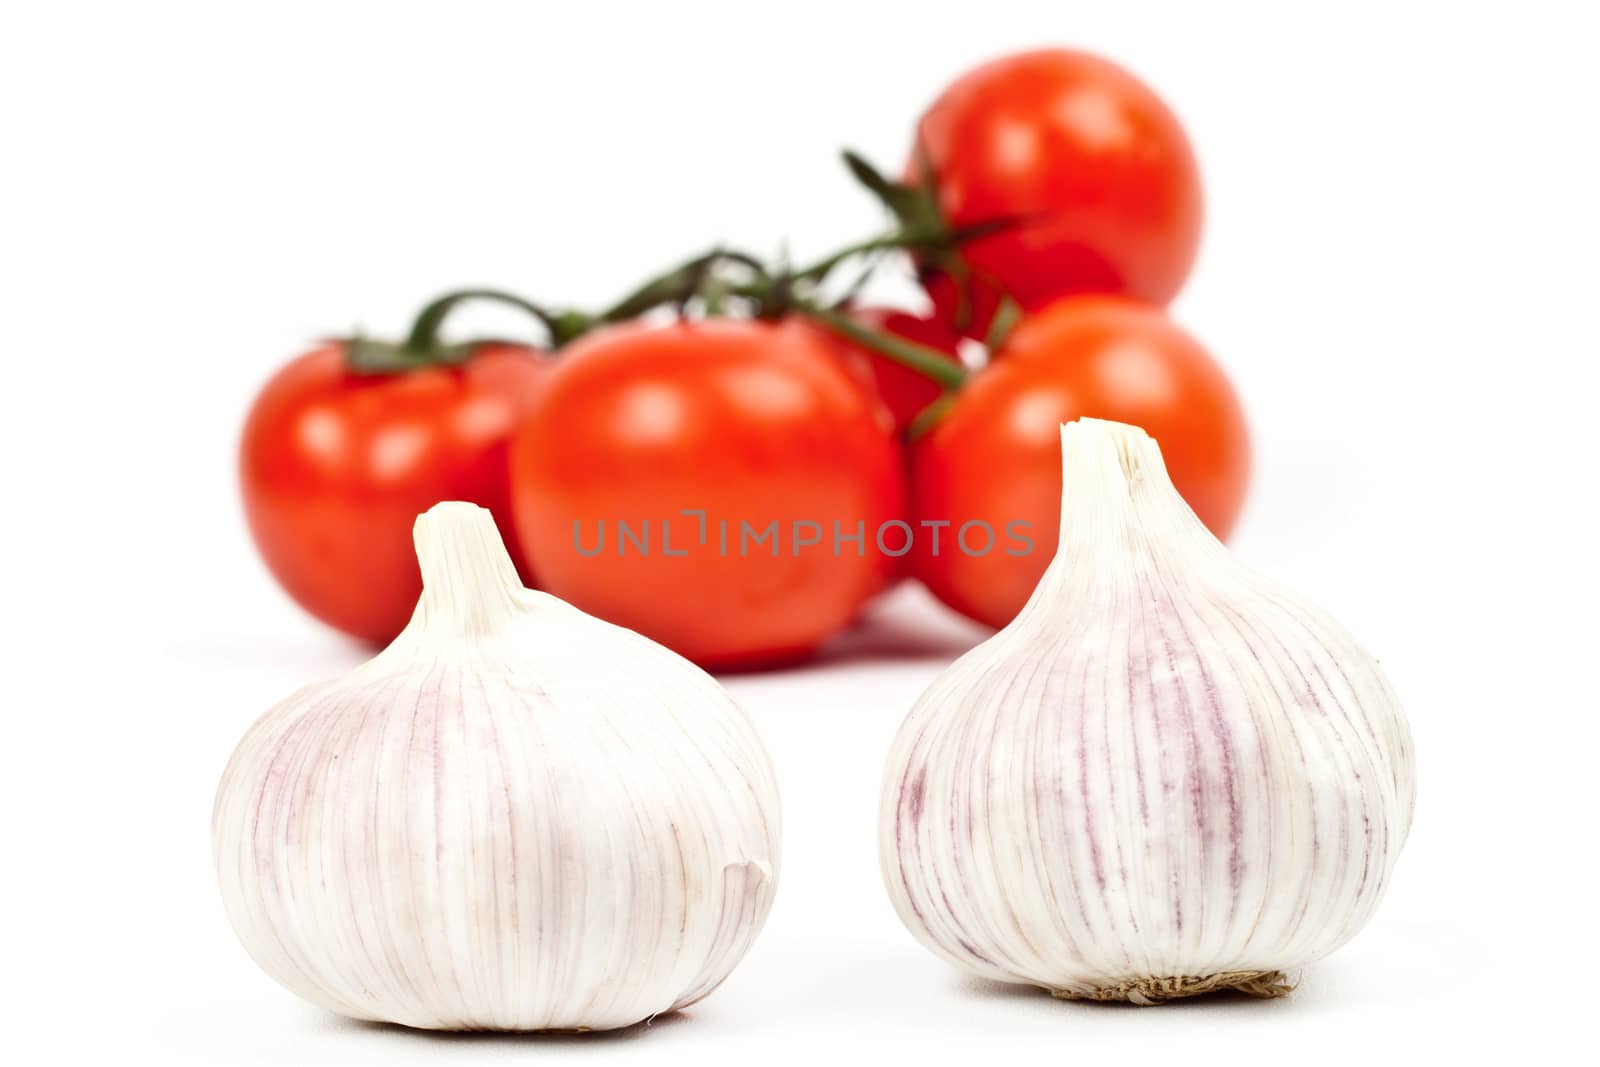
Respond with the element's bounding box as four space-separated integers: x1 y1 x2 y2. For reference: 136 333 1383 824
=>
214 502 781 1031
880 419 1414 1004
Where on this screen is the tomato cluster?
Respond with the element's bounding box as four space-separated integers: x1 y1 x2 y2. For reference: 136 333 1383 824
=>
240 48 1249 668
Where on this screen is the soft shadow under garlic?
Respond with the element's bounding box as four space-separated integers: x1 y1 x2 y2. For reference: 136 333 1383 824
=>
328 1006 697 1044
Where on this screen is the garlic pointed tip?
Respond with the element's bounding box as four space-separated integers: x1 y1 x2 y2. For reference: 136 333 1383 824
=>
412 500 501 549
1061 418 1165 482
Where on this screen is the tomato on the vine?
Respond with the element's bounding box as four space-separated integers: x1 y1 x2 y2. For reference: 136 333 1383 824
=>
911 48 1203 334
911 295 1249 629
240 340 548 644
510 317 904 669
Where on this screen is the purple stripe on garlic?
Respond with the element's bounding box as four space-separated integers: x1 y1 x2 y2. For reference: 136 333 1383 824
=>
878 419 1414 1004
213 502 781 1031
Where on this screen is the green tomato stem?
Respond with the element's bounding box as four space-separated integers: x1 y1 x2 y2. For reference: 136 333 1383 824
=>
804 306 967 390
405 288 585 353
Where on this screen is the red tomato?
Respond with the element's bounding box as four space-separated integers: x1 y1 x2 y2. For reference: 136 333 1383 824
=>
913 48 1203 334
509 318 903 669
240 343 547 643
911 296 1248 628
818 308 964 434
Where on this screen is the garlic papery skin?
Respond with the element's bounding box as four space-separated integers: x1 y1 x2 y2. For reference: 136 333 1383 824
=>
879 419 1415 1004
213 502 780 1031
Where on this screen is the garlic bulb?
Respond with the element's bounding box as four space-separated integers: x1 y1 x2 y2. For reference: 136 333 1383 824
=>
880 419 1414 1004
214 502 781 1031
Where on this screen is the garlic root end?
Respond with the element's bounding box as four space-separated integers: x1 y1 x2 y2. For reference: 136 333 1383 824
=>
1049 970 1296 1005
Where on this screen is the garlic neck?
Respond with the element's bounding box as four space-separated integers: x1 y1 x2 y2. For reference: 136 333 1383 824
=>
407 502 526 638
1036 420 1229 605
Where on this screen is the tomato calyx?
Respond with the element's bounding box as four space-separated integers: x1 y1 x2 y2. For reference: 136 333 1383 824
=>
841 149 951 248
582 243 973 392
840 149 1023 346
345 288 583 375
589 248 774 324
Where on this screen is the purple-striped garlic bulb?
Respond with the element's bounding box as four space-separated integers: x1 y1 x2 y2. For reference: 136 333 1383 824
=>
880 419 1414 1004
214 502 780 1031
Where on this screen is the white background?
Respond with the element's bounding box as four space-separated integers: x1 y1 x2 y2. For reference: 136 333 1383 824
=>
4 1 1597 1062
